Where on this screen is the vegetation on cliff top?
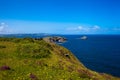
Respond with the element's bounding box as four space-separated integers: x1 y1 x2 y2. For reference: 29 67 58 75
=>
0 37 119 80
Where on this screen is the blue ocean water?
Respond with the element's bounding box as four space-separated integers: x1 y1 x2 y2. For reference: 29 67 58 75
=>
1 34 120 77
60 35 120 77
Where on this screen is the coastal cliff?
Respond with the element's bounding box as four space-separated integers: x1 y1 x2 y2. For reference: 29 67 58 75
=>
0 37 119 80
43 36 67 43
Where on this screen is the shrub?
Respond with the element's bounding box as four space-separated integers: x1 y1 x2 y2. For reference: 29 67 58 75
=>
0 45 6 48
29 73 38 80
16 43 51 59
23 37 34 43
11 38 22 43
0 65 11 71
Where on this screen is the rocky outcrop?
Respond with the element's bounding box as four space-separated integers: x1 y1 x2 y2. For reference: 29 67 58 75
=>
43 36 67 43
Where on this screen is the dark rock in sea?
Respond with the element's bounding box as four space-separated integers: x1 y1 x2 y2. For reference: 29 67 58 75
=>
80 36 87 40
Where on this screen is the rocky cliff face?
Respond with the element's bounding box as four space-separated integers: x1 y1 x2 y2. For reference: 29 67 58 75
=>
43 36 67 43
0 37 119 80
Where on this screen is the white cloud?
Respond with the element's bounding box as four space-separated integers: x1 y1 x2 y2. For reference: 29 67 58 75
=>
1 22 5 25
77 26 90 31
0 23 5 32
113 27 120 31
93 25 100 30
0 22 9 33
67 25 100 32
0 26 5 32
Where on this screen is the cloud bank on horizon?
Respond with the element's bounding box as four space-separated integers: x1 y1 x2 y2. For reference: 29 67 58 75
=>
67 25 100 31
0 20 120 34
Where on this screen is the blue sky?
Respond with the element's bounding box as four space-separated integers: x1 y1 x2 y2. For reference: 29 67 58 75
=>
0 0 120 34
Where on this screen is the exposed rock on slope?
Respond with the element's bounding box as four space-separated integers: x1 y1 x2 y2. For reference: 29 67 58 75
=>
43 36 67 43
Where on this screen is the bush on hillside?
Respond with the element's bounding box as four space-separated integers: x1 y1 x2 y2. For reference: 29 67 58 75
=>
16 43 51 59
0 45 6 48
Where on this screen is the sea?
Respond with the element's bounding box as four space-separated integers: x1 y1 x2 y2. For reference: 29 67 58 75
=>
60 35 120 77
0 34 120 77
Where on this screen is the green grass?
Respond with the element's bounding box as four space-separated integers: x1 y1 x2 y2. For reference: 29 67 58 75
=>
0 37 119 80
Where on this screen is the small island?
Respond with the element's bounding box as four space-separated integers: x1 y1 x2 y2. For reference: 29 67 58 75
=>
80 36 87 40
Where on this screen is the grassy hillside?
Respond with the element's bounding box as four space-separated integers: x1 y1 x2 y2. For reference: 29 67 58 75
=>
0 37 119 80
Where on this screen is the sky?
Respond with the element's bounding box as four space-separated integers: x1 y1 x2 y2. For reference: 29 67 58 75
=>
0 0 120 34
